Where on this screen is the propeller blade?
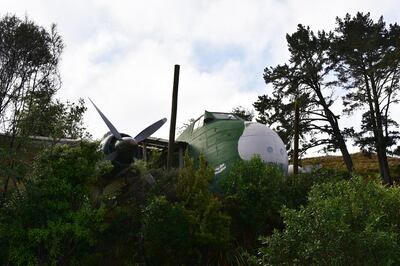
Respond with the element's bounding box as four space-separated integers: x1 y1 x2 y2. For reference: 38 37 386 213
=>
89 98 122 140
134 118 167 143
105 151 118 161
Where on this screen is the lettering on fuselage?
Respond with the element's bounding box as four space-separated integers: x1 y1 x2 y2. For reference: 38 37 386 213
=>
214 163 226 175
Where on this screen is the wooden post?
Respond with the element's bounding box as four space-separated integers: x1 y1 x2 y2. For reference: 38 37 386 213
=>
142 143 147 161
178 146 184 168
167 65 180 170
293 98 299 175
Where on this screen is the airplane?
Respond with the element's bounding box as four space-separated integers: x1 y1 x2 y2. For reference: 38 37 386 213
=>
89 100 288 176
89 98 167 167
177 110 288 176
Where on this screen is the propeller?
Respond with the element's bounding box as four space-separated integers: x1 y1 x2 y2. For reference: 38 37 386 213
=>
89 98 122 140
134 118 167 143
89 98 167 165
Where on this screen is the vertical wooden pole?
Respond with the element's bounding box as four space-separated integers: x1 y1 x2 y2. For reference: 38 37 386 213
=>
178 146 184 169
142 143 147 161
293 98 299 175
167 65 180 170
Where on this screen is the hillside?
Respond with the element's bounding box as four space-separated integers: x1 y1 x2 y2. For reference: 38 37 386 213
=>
302 152 400 180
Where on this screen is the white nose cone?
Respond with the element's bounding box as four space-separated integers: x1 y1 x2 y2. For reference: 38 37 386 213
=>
238 122 288 173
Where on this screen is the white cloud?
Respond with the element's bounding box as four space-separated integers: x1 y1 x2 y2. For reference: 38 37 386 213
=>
1 0 399 155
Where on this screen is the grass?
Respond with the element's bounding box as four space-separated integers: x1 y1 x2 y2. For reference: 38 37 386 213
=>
302 152 400 181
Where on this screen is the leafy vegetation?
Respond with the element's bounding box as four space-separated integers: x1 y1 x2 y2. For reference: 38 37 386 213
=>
255 12 400 183
0 142 107 265
219 156 348 251
0 14 89 197
1 140 399 265
259 177 400 265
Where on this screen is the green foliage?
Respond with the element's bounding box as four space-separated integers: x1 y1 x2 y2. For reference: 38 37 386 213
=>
177 154 231 250
220 157 348 250
231 106 254 121
0 142 106 265
18 97 89 139
0 14 90 197
254 24 349 158
284 168 350 208
333 12 400 183
142 196 197 265
259 177 400 265
220 156 287 245
32 142 102 185
0 14 63 133
142 154 231 265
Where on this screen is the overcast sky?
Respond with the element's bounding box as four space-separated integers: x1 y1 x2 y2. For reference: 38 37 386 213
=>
2 0 399 154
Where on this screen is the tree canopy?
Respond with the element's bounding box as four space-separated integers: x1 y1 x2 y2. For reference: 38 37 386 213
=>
0 14 89 195
254 12 400 183
332 13 400 184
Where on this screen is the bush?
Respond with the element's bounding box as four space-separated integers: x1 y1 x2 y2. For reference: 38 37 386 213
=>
259 177 400 265
219 156 288 246
283 168 350 209
142 196 197 265
141 154 231 265
0 142 107 265
219 157 352 250
177 154 231 252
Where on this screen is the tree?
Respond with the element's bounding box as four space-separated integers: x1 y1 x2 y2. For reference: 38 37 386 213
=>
255 25 354 173
332 12 400 184
0 15 88 195
254 89 309 155
0 142 107 265
0 14 63 136
231 106 254 121
0 14 63 194
18 96 88 139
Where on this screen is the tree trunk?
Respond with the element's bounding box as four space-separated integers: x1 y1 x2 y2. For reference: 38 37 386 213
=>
313 88 353 174
368 74 392 185
336 136 353 174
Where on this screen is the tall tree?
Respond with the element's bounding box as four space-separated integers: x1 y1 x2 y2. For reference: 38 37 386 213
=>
254 66 312 159
255 25 354 173
0 15 88 195
332 13 400 184
0 15 63 136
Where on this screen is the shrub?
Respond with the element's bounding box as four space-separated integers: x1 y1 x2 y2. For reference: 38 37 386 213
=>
141 154 231 265
0 142 107 265
219 156 287 246
219 157 349 249
142 196 197 265
259 177 400 265
283 168 350 209
177 154 231 252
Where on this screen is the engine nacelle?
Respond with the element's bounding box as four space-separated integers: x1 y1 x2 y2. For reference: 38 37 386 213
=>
100 132 139 166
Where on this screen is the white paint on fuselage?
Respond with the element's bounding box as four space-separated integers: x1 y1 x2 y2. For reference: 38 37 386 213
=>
238 122 288 173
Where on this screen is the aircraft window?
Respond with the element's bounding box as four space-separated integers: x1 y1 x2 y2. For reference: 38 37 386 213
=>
213 113 238 120
267 146 273 153
193 116 204 131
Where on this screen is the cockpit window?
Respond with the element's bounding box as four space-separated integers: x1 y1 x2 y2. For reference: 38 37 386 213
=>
213 113 238 120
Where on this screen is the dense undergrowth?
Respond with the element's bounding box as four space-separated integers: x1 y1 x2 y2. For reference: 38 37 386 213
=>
1 142 400 265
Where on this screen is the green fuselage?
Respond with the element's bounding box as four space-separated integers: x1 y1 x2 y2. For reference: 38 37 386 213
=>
177 111 245 175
